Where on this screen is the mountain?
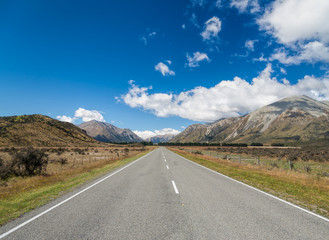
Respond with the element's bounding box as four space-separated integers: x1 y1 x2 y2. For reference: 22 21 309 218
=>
79 120 143 143
171 96 329 144
145 134 177 143
0 114 101 147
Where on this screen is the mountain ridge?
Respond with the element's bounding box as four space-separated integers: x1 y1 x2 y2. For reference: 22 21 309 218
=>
79 120 143 143
171 96 329 144
0 114 102 147
145 134 177 143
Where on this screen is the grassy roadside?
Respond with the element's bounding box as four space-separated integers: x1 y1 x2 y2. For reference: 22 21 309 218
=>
0 150 152 226
170 148 329 219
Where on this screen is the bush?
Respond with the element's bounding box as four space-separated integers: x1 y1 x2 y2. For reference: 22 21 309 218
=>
192 151 203 155
11 148 49 176
0 158 12 180
271 143 284 147
251 143 263 146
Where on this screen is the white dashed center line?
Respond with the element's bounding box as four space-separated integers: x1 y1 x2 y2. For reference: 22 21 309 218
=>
171 180 179 194
166 165 169 170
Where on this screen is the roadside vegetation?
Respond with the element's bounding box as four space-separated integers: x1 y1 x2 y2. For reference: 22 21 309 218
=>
169 146 329 219
0 146 153 225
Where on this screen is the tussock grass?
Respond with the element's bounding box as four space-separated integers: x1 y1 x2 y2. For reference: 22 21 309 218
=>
0 150 151 225
171 148 329 219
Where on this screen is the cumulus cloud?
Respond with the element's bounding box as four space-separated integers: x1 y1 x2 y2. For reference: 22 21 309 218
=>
56 115 74 123
245 39 258 51
133 130 156 140
121 64 329 122
258 0 329 44
155 62 175 76
230 0 260 14
258 0 329 65
271 41 329 64
133 128 181 140
201 16 221 41
186 52 210 67
74 108 105 122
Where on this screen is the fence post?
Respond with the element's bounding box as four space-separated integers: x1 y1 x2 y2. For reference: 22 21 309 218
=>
239 155 241 163
289 160 292 170
258 156 260 166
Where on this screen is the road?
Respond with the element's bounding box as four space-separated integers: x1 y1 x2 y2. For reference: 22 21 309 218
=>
1 147 328 239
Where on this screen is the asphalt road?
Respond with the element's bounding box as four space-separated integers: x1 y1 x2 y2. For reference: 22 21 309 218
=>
1 147 328 239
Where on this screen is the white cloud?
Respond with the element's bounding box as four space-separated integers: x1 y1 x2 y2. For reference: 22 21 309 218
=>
245 39 258 51
121 64 329 122
258 0 329 65
186 52 210 67
271 41 329 64
133 130 156 140
215 0 222 8
253 53 268 62
190 13 200 28
230 0 260 14
140 31 157 45
258 0 329 44
182 24 186 29
155 62 175 76
190 0 206 7
201 16 222 41
56 115 74 123
133 128 181 140
154 128 181 136
74 108 105 122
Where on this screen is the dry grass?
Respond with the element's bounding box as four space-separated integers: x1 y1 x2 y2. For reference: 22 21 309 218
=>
0 146 154 225
170 147 329 219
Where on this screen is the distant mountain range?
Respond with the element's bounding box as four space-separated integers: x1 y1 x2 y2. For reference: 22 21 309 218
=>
79 120 143 143
0 114 100 147
171 96 329 144
145 134 177 143
1 95 328 147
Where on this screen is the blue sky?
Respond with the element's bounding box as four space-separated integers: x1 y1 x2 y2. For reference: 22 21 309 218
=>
1 0 329 139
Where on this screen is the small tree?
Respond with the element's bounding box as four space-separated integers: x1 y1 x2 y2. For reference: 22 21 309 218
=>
12 148 49 176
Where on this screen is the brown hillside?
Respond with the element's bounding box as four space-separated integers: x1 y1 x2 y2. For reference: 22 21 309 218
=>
0 115 106 147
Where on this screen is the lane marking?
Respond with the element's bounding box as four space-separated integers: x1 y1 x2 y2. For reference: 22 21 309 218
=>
166 165 169 170
168 149 329 223
171 180 179 194
0 150 156 239
164 159 166 162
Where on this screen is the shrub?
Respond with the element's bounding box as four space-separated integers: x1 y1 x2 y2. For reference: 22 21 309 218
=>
58 158 68 165
0 158 12 180
251 143 263 146
11 148 49 176
192 151 203 155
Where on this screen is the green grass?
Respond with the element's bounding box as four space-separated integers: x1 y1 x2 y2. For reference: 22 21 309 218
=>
0 151 150 225
172 149 329 219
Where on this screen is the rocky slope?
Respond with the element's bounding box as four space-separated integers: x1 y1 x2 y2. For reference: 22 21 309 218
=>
145 134 177 143
0 114 101 147
171 96 329 144
79 120 143 143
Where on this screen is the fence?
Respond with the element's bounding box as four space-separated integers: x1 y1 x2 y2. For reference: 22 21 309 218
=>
184 149 329 176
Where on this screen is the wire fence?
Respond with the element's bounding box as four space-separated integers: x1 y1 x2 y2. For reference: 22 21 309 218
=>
183 149 329 177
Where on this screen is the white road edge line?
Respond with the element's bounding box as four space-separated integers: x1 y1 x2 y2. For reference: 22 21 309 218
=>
0 150 155 239
169 149 329 223
172 180 179 194
166 165 169 170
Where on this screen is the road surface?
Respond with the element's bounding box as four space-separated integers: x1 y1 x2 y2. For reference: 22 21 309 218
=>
1 147 328 239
